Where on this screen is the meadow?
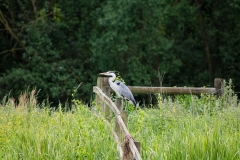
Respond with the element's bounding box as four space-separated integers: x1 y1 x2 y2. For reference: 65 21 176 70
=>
0 90 118 160
0 82 240 160
128 83 240 159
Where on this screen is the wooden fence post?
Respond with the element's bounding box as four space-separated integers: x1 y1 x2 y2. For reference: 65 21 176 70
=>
115 98 130 143
103 86 111 121
115 98 123 140
214 78 225 98
122 110 128 127
96 77 103 108
97 77 111 120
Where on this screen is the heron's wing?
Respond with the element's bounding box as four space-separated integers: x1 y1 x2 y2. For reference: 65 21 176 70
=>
114 81 136 106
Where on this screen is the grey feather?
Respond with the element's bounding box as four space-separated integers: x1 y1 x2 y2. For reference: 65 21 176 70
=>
99 71 137 107
113 80 136 106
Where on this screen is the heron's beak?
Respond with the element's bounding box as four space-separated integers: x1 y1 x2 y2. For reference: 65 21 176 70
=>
99 72 111 77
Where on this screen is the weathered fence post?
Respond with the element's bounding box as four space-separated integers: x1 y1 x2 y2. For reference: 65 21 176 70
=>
97 77 111 121
114 98 130 143
115 98 123 139
103 86 111 121
214 78 225 98
121 107 128 142
122 111 128 127
96 77 102 107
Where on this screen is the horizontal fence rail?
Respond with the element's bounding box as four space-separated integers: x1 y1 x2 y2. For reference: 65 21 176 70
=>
122 86 216 94
104 78 224 97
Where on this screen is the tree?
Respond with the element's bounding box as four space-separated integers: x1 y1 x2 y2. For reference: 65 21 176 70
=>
91 0 179 86
0 0 105 104
1 0 240 105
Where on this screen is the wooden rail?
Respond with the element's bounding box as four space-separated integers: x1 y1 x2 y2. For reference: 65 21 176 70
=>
128 86 216 94
106 78 224 97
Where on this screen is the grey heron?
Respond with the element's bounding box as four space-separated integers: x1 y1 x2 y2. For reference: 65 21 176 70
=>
99 71 136 107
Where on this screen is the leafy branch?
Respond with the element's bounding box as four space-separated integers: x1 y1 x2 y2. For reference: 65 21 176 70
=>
0 10 26 54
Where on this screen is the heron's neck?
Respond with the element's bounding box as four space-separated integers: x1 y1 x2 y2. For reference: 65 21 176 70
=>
108 74 116 86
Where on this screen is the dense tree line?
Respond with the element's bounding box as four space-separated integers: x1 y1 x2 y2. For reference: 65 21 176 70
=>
0 0 240 105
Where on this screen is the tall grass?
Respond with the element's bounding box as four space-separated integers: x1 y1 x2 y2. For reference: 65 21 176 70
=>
0 91 118 160
128 81 240 160
1 81 240 160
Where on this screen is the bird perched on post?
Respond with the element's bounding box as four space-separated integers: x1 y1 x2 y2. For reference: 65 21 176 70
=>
99 71 136 107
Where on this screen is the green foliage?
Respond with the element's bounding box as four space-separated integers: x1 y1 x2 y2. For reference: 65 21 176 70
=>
128 84 240 159
174 94 216 115
91 0 176 86
0 91 118 159
1 0 240 104
0 0 100 104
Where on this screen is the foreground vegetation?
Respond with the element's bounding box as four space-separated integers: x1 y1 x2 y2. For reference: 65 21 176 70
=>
0 91 118 159
0 82 239 160
128 83 240 159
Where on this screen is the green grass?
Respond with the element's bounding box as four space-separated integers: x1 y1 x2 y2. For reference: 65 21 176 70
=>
129 107 240 159
0 81 240 160
128 84 240 160
0 91 118 160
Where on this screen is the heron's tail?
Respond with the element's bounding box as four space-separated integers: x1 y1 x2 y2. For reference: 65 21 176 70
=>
131 99 136 107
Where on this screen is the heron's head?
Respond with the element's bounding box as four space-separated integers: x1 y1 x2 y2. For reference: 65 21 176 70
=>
99 71 116 77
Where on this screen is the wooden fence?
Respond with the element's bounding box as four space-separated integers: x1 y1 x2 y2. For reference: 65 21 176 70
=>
93 77 142 160
127 78 224 97
93 77 224 160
